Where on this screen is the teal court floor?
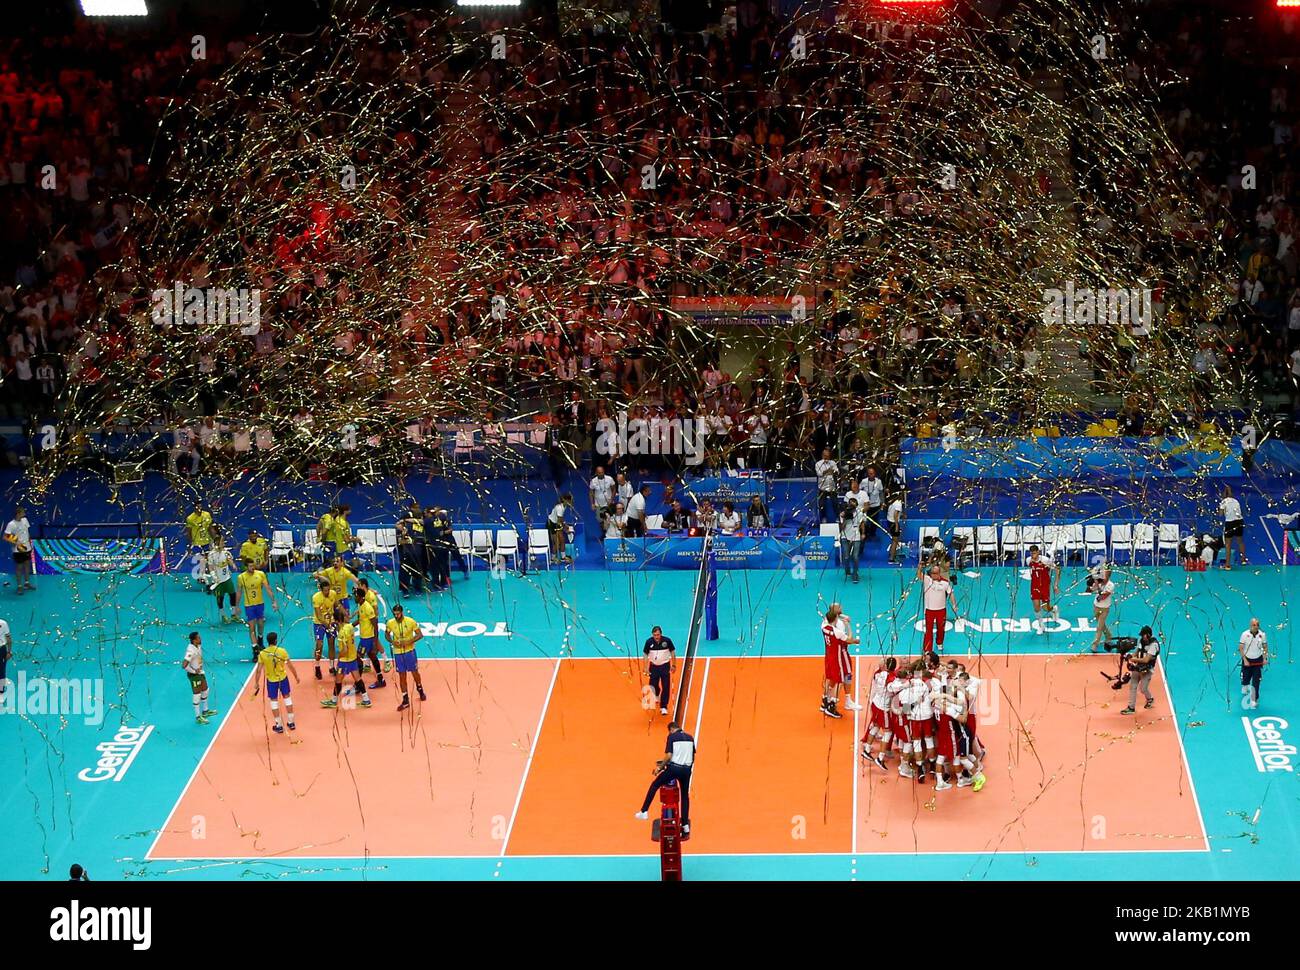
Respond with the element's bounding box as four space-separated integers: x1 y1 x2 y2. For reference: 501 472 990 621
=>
0 560 1296 880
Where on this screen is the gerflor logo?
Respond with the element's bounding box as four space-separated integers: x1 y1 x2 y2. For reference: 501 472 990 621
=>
150 283 261 333
77 725 154 782
595 414 705 466
1242 716 1295 772
1041 282 1153 335
50 901 151 950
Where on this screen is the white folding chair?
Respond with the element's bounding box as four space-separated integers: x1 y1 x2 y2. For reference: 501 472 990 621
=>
495 529 520 570
302 533 323 568
1084 524 1108 565
1133 523 1156 564
951 526 975 565
1157 523 1181 564
1001 524 1022 562
975 525 999 564
355 528 377 556
528 528 551 570
1041 525 1063 560
470 528 495 566
1110 524 1134 563
1020 525 1044 563
1064 524 1085 563
269 529 295 572
453 429 478 460
454 529 473 571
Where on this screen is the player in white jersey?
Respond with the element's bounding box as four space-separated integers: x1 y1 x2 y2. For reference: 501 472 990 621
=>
860 657 897 770
903 669 938 784
888 670 915 777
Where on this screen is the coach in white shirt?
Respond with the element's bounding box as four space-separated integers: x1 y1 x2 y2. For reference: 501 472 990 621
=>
1239 618 1268 706
1219 485 1247 569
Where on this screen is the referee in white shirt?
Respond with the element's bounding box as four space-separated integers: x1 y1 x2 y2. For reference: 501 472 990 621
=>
1239 618 1268 706
635 721 697 832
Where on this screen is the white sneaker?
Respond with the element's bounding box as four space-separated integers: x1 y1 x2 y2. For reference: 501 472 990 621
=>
1051 605 1060 620
660 707 668 715
843 699 863 711
1035 626 1043 636
957 775 974 788
634 811 649 820
935 779 952 791
899 766 915 778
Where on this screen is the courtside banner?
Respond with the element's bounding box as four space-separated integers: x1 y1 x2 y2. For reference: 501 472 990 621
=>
902 436 1242 479
604 534 835 570
33 538 166 575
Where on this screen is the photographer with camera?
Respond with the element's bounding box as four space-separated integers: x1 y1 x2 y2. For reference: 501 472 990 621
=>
1120 626 1160 715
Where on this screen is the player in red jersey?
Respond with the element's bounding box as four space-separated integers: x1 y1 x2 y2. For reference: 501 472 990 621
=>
1026 544 1061 634
860 657 897 769
820 603 860 719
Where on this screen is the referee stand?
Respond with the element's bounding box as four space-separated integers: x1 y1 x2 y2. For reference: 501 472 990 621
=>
651 780 687 881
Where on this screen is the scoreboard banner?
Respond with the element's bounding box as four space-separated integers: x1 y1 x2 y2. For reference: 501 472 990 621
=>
604 533 836 571
32 538 167 575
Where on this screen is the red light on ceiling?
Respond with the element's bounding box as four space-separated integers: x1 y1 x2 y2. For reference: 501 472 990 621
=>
1279 0 1300 8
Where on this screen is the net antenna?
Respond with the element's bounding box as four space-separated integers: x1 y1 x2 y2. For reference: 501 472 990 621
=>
672 531 713 725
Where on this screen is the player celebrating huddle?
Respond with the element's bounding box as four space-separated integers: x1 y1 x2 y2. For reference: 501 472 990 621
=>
821 603 862 719
323 604 371 709
862 655 987 793
860 657 897 770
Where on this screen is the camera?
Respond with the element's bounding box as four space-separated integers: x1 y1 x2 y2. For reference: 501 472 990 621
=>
1100 637 1138 689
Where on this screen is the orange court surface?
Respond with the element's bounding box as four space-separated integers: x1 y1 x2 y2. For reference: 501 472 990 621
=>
149 652 1206 865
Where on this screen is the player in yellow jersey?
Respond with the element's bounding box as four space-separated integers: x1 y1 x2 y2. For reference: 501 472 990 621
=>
353 577 388 687
385 603 425 712
322 604 371 709
310 577 337 680
314 559 358 613
235 559 277 661
253 632 301 733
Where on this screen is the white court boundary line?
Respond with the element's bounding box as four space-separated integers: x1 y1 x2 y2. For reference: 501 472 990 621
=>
498 656 562 858
1155 656 1211 852
145 665 257 861
146 845 1212 862
851 654 860 858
